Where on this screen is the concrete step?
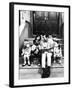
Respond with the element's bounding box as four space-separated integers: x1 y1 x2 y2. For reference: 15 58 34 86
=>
19 64 64 79
19 67 41 79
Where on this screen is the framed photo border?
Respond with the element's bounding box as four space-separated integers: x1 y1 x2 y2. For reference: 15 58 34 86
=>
9 2 70 88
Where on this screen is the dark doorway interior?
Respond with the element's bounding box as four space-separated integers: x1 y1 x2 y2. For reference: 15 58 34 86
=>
33 11 64 38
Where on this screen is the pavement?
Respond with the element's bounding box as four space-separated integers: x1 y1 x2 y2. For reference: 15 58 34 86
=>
19 58 64 79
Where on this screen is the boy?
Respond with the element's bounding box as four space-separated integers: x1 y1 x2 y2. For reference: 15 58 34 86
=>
54 44 62 64
40 39 52 78
21 42 31 66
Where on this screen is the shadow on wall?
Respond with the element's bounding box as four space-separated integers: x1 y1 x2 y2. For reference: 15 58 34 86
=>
19 21 32 49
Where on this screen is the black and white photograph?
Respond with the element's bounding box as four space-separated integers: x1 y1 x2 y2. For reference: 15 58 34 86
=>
9 2 70 87
19 10 64 79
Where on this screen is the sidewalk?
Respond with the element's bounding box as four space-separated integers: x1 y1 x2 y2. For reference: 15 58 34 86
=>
19 59 64 79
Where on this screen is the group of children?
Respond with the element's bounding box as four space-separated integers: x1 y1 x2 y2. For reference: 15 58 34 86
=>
21 34 62 67
21 34 62 78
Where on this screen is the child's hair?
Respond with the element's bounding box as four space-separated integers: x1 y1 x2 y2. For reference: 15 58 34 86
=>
58 45 60 49
46 34 48 38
